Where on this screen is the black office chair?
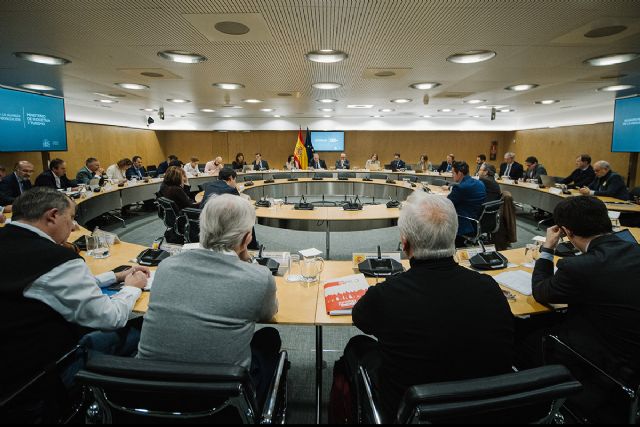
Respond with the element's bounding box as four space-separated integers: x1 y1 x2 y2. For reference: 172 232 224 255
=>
243 174 260 182
176 208 201 244
459 199 504 246
313 172 333 179
76 352 289 424
198 163 206 173
156 197 184 244
631 187 640 204
146 165 158 178
357 364 582 424
338 172 356 180
543 335 640 424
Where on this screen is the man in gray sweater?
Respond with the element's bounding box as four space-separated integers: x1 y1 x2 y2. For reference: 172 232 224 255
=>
137 194 280 405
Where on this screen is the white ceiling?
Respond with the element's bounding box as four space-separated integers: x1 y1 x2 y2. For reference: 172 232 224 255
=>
0 0 639 131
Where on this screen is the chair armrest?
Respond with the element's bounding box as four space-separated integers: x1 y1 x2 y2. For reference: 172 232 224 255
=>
261 351 288 424
358 366 383 424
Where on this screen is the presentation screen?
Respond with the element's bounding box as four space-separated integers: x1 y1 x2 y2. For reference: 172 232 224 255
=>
311 131 345 152
612 96 640 153
0 86 67 152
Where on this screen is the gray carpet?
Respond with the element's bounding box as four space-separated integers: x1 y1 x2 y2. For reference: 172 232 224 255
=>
102 207 545 424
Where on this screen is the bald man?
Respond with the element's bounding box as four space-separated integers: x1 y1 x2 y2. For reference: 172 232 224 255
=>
0 161 34 205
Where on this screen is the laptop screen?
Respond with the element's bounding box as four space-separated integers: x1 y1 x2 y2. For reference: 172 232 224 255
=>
614 229 639 244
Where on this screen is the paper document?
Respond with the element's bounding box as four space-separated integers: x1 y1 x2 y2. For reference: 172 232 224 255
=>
493 270 533 296
144 271 156 291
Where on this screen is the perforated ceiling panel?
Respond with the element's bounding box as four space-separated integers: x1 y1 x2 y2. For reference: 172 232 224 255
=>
0 0 639 130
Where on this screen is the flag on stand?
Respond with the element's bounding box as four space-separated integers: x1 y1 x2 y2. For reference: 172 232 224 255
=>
293 128 307 169
304 127 315 166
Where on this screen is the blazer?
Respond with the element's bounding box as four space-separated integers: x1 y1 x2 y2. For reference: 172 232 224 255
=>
523 164 548 183
480 177 502 202
0 173 32 205
156 161 169 176
252 160 270 171
499 161 524 180
437 161 453 173
588 170 630 201
533 235 640 381
232 161 246 171
76 167 100 185
448 175 487 236
309 159 327 169
125 166 148 180
353 257 514 416
335 159 351 170
390 159 406 170
561 166 595 188
34 170 77 190
202 180 241 206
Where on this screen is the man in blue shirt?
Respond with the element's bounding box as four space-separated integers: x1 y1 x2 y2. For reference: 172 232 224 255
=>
447 161 487 247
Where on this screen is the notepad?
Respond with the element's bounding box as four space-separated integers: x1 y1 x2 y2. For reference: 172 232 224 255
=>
493 270 533 296
144 271 156 291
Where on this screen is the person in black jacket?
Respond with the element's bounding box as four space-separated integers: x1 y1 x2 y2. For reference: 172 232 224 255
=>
561 154 595 189
309 153 327 170
157 155 178 176
0 161 34 205
479 163 502 202
437 154 455 173
34 158 78 190
126 156 148 180
158 166 198 211
339 192 514 421
498 152 524 180
579 160 630 201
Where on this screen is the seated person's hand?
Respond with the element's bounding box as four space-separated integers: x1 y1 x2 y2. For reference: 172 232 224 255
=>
0 214 5 224
115 266 151 283
124 271 149 289
578 187 590 195
441 185 450 191
3 205 12 213
544 225 564 250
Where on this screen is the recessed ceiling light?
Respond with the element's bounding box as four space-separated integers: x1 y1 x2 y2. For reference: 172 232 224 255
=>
421 115 432 118
347 105 374 109
260 108 275 112
371 115 383 118
584 25 628 38
323 115 332 118
305 49 348 63
438 108 455 112
500 109 515 113
379 108 395 113
13 52 71 65
167 99 191 103
584 52 640 66
391 98 412 104
505 84 539 91
476 104 508 110
200 108 216 113
243 99 263 103
317 98 338 104
464 99 486 104
312 82 343 90
221 105 243 109
157 50 207 64
93 92 125 99
471 115 482 118
597 84 636 92
319 108 334 112
446 50 496 64
95 99 118 104
535 100 560 105
140 108 158 112
410 82 441 90
213 83 245 90
20 84 55 91
115 83 149 90
273 115 282 118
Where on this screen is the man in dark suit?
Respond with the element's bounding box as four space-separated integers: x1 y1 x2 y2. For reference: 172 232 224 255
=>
561 154 596 189
309 153 327 170
499 152 524 180
447 161 487 246
335 153 350 170
251 153 270 171
34 158 77 190
478 163 501 202
157 155 178 176
437 154 455 173
474 154 486 176
389 153 405 171
341 192 514 421
126 156 148 180
0 161 34 205
579 160 630 201
523 156 548 183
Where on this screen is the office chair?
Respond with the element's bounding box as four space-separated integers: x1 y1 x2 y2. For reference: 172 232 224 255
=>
338 172 356 179
156 197 184 244
198 163 206 173
146 165 158 178
459 199 504 246
243 174 260 182
369 173 388 181
631 187 640 204
76 352 289 424
543 335 640 424
357 364 581 424
175 208 201 244
272 172 292 180
313 172 333 179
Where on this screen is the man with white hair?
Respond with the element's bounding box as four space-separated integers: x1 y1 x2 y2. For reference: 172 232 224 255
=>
338 192 514 422
579 160 630 201
499 152 524 180
138 194 280 406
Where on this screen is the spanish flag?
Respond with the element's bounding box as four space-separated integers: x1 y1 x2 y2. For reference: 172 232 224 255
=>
293 128 308 169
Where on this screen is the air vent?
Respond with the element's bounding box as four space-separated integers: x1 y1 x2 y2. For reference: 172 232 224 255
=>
363 68 412 79
435 91 475 99
118 68 183 80
275 91 302 98
183 13 274 42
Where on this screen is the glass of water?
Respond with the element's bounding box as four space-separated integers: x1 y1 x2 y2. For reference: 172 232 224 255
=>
286 254 303 282
85 235 110 259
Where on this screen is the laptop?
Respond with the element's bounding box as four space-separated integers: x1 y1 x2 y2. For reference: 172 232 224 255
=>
614 229 639 244
540 175 557 188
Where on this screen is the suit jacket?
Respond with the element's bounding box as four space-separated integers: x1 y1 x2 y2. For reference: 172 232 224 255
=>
533 235 640 381
202 180 241 206
125 166 148 180
499 162 524 180
588 170 630 201
561 166 595 188
448 175 487 236
523 164 548 183
309 159 327 169
34 170 76 190
76 167 100 185
335 159 351 170
437 161 453 173
157 161 169 176
0 173 32 205
390 159 406 170
251 160 269 171
480 177 502 202
353 257 514 416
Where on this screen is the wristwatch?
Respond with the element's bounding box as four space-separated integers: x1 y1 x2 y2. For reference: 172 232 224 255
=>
540 246 555 255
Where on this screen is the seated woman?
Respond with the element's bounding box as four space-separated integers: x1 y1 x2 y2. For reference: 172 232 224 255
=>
232 153 247 171
158 166 198 210
284 155 296 170
418 154 433 172
106 158 132 182
365 153 381 170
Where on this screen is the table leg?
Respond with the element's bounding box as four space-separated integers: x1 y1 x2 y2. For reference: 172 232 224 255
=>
326 221 331 260
316 325 323 424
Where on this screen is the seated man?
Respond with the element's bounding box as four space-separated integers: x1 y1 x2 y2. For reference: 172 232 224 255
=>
561 154 595 189
138 194 280 406
437 154 455 173
0 165 7 181
0 187 149 395
76 157 105 185
499 152 524 180
157 155 178 176
341 192 514 421
309 153 327 170
252 153 270 171
125 156 148 180
479 163 501 202
34 158 77 190
389 153 405 171
447 161 487 246
474 154 486 176
579 160 630 201
205 156 224 176
523 156 548 183
335 153 350 170
0 161 34 205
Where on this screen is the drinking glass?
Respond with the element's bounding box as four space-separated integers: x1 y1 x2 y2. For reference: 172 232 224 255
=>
286 254 303 282
85 235 110 259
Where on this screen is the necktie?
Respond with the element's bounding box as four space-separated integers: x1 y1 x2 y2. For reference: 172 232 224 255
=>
18 178 24 194
506 164 512 177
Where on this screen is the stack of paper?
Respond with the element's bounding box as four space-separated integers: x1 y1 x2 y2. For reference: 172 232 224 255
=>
493 270 533 296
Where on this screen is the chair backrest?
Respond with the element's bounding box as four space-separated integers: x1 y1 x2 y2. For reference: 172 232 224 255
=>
396 365 582 424
156 197 181 229
76 354 259 424
177 208 201 244
631 187 640 204
479 199 504 235
314 172 333 179
369 173 388 180
198 163 206 172
243 174 260 182
338 172 356 179
272 173 292 180
147 165 157 172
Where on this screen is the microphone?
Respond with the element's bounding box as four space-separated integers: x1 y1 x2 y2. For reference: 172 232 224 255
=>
478 239 487 253
377 245 382 260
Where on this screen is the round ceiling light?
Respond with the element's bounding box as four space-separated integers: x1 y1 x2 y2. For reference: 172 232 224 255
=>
446 50 496 64
379 108 395 113
500 109 515 113
200 108 216 113
20 84 55 91
312 82 343 90
95 99 118 104
157 50 207 64
115 83 149 90
214 21 250 35
421 115 432 118
305 49 348 63
505 84 539 91
410 82 441 90
13 52 71 65
140 108 158 112
371 115 383 118
584 52 640 66
323 115 332 118
438 108 455 112
535 100 560 105
166 98 191 103
463 99 486 104
213 83 245 90
273 115 282 118
94 92 125 99
317 98 338 104
476 104 508 110
597 84 636 92
260 108 275 112
319 108 335 112
243 99 263 103
391 98 412 104
584 25 628 38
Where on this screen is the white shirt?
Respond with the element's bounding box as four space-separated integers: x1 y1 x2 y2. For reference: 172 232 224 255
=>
106 164 126 181
205 161 223 175
12 222 142 330
184 163 200 176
